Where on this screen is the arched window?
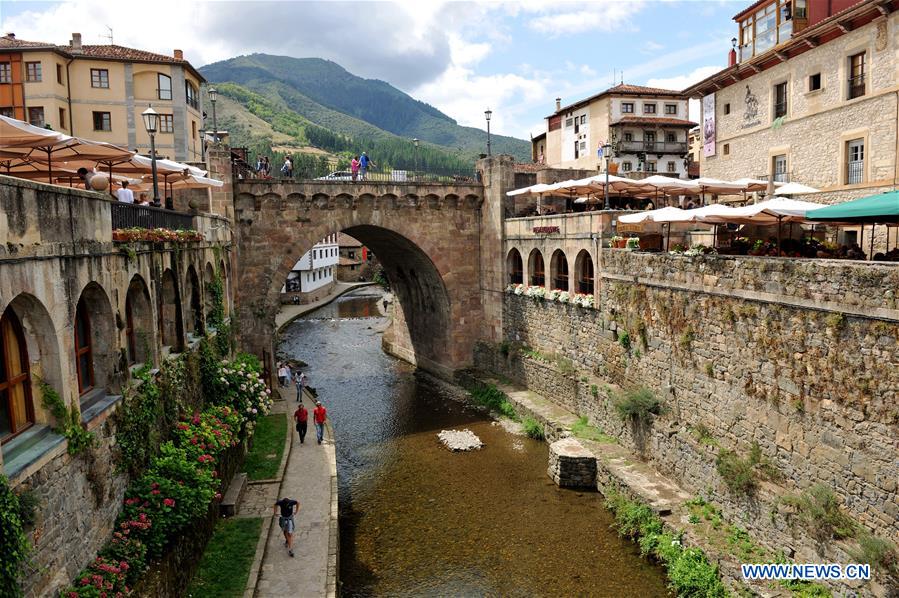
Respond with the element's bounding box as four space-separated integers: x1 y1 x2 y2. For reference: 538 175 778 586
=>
184 266 203 337
507 249 523 285
551 249 569 291
158 74 172 100
0 308 34 443
576 250 594 294
74 298 94 394
528 250 545 287
160 269 183 350
125 275 153 365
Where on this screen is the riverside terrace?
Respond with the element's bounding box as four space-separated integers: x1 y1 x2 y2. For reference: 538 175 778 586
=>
0 173 233 595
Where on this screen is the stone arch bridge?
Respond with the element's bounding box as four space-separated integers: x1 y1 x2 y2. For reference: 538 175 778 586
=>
233 177 500 379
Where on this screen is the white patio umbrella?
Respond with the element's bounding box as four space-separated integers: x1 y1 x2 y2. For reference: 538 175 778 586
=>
774 182 820 195
618 206 690 224
0 115 66 147
0 132 132 184
730 177 784 193
708 197 826 224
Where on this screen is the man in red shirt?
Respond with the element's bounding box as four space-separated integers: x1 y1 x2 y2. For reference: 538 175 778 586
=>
293 403 308 444
313 401 327 445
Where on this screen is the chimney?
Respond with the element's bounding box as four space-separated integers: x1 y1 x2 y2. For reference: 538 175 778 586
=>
555 97 561 112
70 32 82 53
4 33 14 39
174 49 183 60
728 47 737 68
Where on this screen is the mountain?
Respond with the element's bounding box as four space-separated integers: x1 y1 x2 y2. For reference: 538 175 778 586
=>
199 54 530 165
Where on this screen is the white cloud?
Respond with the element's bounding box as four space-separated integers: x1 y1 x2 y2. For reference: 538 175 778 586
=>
641 41 665 54
647 65 723 121
527 2 646 37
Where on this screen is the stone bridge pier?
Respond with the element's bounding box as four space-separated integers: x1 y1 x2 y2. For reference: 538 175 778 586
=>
233 177 498 380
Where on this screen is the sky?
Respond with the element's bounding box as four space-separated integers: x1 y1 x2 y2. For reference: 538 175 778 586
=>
0 0 742 140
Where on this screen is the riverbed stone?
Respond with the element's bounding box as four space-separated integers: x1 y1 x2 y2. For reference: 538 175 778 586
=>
547 438 597 489
437 429 483 451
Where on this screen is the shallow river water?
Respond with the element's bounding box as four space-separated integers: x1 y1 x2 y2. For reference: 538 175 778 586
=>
278 289 670 597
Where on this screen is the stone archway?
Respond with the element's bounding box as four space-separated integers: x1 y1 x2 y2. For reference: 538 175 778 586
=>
233 180 485 379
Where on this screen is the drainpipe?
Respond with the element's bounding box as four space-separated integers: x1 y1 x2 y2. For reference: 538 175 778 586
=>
65 57 74 134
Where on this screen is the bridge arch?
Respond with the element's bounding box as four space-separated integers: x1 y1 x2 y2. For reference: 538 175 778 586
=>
232 180 485 379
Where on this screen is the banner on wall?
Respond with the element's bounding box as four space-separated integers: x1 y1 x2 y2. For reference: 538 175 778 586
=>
702 93 716 158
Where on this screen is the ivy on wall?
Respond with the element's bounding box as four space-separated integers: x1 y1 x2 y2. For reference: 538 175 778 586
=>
0 475 29 597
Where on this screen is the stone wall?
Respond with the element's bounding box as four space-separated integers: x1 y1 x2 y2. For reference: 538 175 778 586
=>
0 175 235 595
487 251 899 560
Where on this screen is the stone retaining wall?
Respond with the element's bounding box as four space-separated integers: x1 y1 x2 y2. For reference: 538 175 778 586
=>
488 252 899 563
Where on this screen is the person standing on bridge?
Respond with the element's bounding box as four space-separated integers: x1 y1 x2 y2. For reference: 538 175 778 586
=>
313 400 327 444
274 497 299 557
351 156 360 181
359 152 374 180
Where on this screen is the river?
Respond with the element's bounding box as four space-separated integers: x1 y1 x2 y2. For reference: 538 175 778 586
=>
277 288 670 597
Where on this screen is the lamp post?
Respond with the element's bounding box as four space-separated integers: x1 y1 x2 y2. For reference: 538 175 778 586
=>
412 137 419 177
142 106 161 207
208 86 218 144
485 108 492 156
199 128 206 161
602 143 613 210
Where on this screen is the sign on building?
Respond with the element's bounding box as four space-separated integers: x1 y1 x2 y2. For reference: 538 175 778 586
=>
702 93 716 157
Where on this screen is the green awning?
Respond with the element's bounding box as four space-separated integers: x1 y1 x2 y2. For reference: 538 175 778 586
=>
806 190 899 223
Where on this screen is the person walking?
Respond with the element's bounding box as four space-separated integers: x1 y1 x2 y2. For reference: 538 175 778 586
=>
313 400 327 445
293 402 308 444
277 363 289 387
294 370 307 401
359 152 374 180
273 497 299 557
350 156 360 181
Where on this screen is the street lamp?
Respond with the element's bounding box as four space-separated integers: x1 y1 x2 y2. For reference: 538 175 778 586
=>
199 128 206 161
208 86 218 144
412 138 419 176
142 106 161 206
484 108 492 156
602 143 613 210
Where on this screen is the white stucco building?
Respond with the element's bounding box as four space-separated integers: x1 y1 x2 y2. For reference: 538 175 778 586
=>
281 233 339 302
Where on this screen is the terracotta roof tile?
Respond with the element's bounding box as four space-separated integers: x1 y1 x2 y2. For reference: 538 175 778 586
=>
62 44 181 64
612 116 698 127
552 83 685 116
338 232 363 247
0 35 57 49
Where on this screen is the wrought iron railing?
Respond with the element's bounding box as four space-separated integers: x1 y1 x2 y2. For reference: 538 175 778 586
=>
848 74 865 99
111 202 195 231
847 161 864 185
618 141 688 154
249 165 479 184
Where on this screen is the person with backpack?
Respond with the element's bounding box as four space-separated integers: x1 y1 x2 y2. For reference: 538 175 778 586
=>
359 152 374 180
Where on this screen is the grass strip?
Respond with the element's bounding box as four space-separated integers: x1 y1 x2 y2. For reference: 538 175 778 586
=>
186 517 264 597
244 413 287 480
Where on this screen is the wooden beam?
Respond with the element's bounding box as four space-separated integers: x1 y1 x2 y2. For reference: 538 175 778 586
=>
749 63 762 73
803 38 818 49
774 51 788 62
836 21 851 33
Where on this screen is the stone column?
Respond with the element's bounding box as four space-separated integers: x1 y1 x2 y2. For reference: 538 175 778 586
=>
206 146 234 223
477 155 515 344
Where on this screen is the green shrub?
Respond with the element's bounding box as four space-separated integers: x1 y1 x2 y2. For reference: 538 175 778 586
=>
715 449 757 496
204 271 225 330
498 340 511 356
716 441 779 497
618 330 631 351
15 489 38 528
522 417 545 441
39 381 94 455
0 475 29 597
692 424 717 446
781 484 857 545
613 387 662 424
469 383 518 421
590 384 599 398
605 489 728 598
849 532 898 575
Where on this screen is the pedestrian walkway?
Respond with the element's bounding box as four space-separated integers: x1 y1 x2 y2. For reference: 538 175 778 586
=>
252 385 337 597
276 281 375 331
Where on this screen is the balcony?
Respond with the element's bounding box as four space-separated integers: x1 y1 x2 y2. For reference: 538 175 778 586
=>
617 140 688 155
848 74 865 100
110 202 195 231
